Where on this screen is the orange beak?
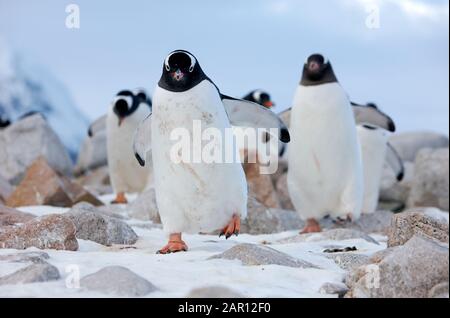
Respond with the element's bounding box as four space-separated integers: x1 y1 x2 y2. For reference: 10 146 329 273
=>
263 101 274 108
118 117 124 127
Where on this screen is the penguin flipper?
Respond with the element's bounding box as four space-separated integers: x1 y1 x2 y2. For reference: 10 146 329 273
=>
88 115 107 137
220 94 290 143
133 113 152 167
351 102 396 132
277 107 292 128
386 142 405 181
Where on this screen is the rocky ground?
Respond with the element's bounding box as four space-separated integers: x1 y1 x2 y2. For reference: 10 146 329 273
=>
0 114 449 298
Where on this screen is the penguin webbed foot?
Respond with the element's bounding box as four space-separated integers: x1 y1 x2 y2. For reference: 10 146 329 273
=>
111 192 128 204
157 233 188 254
300 218 322 234
219 214 240 240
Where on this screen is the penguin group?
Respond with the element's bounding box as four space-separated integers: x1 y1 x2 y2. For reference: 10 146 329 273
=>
88 50 403 253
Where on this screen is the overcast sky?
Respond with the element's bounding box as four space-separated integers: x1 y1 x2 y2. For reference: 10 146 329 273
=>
0 0 448 134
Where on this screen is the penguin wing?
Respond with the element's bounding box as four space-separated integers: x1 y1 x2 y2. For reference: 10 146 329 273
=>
88 115 107 137
220 94 290 143
277 108 292 128
386 142 405 181
132 113 152 167
351 103 396 132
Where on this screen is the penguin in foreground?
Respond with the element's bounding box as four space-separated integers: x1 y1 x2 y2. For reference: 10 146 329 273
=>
133 50 290 254
354 103 404 214
288 54 364 233
89 89 152 204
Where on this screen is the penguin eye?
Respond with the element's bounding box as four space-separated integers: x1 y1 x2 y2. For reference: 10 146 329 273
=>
189 64 194 72
165 63 170 72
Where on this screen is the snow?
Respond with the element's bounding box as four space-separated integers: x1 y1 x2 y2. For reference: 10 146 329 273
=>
0 200 386 298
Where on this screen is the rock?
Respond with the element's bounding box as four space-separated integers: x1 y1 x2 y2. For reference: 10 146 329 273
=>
0 176 13 203
241 197 303 235
0 205 35 226
387 209 449 247
319 282 349 298
209 243 318 268
275 173 294 210
6 157 103 208
243 160 281 209
128 188 160 222
0 251 50 264
74 166 111 196
74 131 107 176
380 161 414 205
0 214 78 251
186 286 245 298
389 131 449 162
65 202 138 246
337 210 394 235
279 229 379 245
80 266 157 297
0 262 60 285
347 235 449 298
270 159 289 187
325 253 370 271
428 282 449 298
407 148 449 211
0 114 73 184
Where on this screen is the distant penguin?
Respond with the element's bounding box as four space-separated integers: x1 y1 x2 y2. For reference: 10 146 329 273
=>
104 89 152 204
243 90 275 109
288 54 363 233
133 50 290 254
355 103 404 214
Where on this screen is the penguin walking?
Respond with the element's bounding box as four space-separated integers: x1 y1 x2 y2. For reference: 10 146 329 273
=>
94 89 152 204
288 54 363 233
133 50 289 254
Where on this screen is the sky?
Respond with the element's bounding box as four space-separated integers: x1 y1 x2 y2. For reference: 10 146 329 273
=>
0 0 448 134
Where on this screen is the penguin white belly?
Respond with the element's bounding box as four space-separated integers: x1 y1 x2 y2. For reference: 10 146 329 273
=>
151 80 247 234
357 126 388 214
287 83 363 221
107 105 151 194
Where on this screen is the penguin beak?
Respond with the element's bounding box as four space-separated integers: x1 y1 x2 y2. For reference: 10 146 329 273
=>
172 69 185 81
118 117 124 127
308 61 320 72
263 101 274 108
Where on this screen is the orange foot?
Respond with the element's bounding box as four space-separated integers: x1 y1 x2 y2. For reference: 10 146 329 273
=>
157 233 188 254
220 214 241 239
300 218 322 234
111 192 128 204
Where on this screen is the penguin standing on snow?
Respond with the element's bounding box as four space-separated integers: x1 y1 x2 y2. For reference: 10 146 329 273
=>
353 102 404 214
288 54 363 233
133 50 290 254
95 89 152 204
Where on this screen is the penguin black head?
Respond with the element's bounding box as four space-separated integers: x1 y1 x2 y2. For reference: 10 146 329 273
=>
112 89 152 127
243 90 275 109
158 50 207 92
301 54 338 86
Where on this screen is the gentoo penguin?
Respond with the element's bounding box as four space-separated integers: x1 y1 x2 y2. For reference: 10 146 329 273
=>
133 50 290 254
243 90 275 109
288 54 364 233
104 89 152 204
355 102 404 214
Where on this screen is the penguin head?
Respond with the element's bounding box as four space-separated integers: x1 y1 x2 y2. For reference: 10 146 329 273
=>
160 50 205 91
304 54 331 81
245 90 275 109
134 88 152 108
112 89 151 127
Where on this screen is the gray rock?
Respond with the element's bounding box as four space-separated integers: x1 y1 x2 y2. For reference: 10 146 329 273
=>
0 205 35 227
0 262 60 285
66 202 138 246
80 266 157 297
333 210 394 235
128 188 160 222
186 286 245 298
275 173 294 210
407 148 449 211
347 235 449 298
75 166 111 196
389 131 449 162
319 282 349 298
0 175 13 203
325 253 370 271
209 243 318 268
387 209 449 247
428 282 449 298
74 130 107 176
0 251 50 264
380 161 414 205
278 229 379 245
0 114 73 184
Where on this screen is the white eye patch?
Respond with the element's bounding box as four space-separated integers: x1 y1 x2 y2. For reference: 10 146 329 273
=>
253 90 263 101
164 51 197 73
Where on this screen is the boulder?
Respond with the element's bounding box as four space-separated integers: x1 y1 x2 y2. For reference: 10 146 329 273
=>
243 160 281 209
380 161 414 205
0 114 73 184
319 282 349 298
428 282 449 298
0 205 35 226
209 243 318 268
0 214 78 251
6 157 103 208
275 173 294 210
407 148 449 211
0 262 60 286
387 209 449 247
65 202 138 246
0 176 13 204
389 131 449 162
74 131 107 176
74 166 111 196
80 266 157 297
346 235 449 298
128 188 160 222
186 286 245 298
0 251 50 264
336 210 394 235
